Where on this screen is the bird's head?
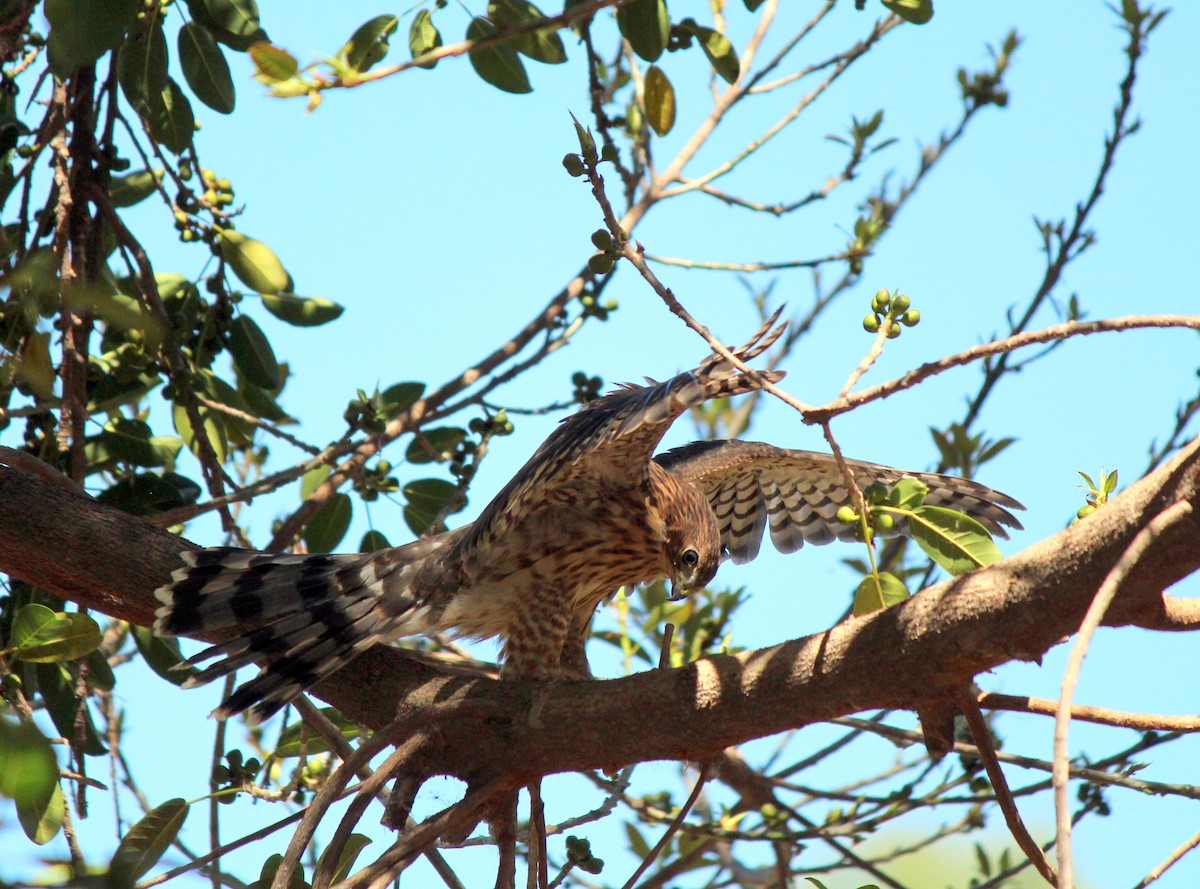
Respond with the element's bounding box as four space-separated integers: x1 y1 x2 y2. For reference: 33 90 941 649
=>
664 485 722 601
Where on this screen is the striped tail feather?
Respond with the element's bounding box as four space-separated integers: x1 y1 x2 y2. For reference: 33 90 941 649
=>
154 548 399 724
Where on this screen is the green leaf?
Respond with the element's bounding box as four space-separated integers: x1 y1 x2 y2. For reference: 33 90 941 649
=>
239 378 293 423
301 463 331 499
173 400 229 465
218 228 290 294
405 427 466 464
316 834 373 884
34 662 108 756
681 22 740 84
489 0 567 65
617 0 669 63
45 0 139 76
341 15 398 73
14 330 54 398
228 314 281 389
260 292 344 326
145 78 196 155
85 647 117 692
97 472 200 515
0 718 58 811
274 708 363 757
17 779 64 846
132 625 199 687
248 41 299 82
118 24 187 151
408 10 443 69
100 417 177 468
256 854 308 889
881 0 934 25
624 822 652 859
377 382 425 419
466 17 532 94
852 572 910 616
9 604 102 662
885 477 928 511
643 65 675 137
909 506 1002 575
109 169 162 208
178 21 236 114
303 493 352 553
108 798 189 887
185 0 269 52
359 530 390 553
403 478 459 536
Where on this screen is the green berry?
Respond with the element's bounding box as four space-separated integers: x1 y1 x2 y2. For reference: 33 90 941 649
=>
863 314 881 333
563 154 586 177
886 324 901 339
902 309 921 327
872 289 890 312
874 513 895 533
891 294 911 313
836 506 858 524
588 253 614 274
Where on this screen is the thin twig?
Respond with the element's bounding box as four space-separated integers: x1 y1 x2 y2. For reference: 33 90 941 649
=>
980 692 1200 732
1053 501 1194 889
957 686 1058 886
1133 824 1200 888
806 315 1200 423
622 763 713 889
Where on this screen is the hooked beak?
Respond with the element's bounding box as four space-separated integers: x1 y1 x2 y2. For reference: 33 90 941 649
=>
668 581 690 602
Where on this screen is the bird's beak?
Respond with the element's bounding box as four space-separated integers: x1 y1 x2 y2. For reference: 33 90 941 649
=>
668 581 689 602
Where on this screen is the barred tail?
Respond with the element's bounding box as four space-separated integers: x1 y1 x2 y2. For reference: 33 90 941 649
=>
154 548 404 724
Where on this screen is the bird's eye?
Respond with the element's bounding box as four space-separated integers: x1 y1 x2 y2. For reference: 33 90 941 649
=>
681 548 699 567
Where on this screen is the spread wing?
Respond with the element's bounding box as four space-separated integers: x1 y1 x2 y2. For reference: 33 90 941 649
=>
458 312 788 556
656 439 1024 564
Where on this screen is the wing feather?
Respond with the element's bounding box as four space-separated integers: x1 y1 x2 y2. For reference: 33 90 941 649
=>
657 440 1024 563
458 316 788 556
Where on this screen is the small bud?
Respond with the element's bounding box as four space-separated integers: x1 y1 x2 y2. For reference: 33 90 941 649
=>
601 143 619 163
591 229 613 250
1076 504 1096 519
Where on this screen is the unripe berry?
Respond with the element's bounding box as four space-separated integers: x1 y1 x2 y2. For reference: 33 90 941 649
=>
863 314 880 333
563 154 586 177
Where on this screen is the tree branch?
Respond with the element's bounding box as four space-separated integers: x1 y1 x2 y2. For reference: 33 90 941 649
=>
1 435 1198 791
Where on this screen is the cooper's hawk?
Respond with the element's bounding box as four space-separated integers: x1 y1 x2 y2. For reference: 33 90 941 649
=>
155 316 1023 722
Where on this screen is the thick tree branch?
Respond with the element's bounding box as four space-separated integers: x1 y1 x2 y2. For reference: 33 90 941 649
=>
1 436 1198 791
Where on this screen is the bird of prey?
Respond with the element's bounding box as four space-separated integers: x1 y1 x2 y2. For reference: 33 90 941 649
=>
155 315 1023 723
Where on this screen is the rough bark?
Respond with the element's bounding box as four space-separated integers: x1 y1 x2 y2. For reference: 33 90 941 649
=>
1 436 1198 790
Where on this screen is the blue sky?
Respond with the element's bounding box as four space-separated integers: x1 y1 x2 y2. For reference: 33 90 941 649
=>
5 2 1200 887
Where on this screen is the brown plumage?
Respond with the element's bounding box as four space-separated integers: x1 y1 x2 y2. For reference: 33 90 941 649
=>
155 313 1023 723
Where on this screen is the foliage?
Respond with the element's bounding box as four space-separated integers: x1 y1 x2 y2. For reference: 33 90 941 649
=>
0 1 1194 889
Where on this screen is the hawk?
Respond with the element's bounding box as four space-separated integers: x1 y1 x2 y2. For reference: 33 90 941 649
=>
155 316 1023 723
